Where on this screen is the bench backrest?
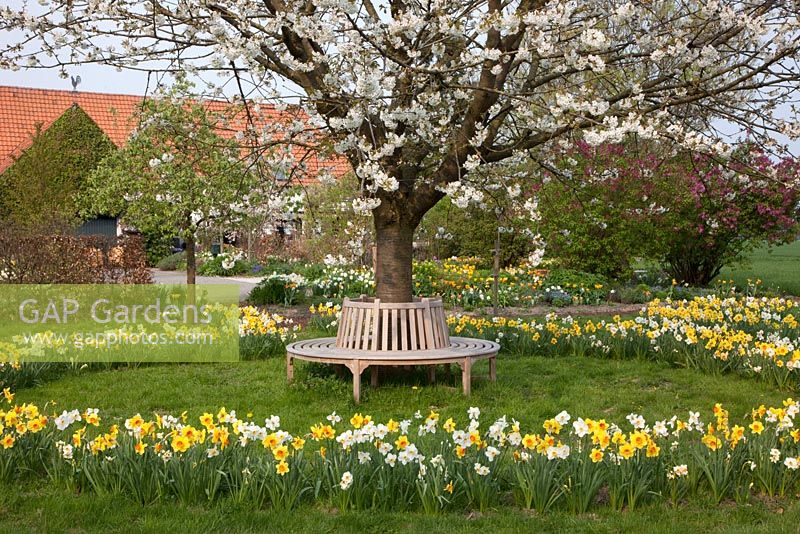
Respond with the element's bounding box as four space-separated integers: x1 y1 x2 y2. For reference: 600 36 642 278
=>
335 296 450 351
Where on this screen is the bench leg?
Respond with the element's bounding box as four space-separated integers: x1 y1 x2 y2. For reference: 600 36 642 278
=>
352 363 361 404
370 366 378 388
428 365 436 384
489 356 496 382
286 354 294 382
462 358 471 396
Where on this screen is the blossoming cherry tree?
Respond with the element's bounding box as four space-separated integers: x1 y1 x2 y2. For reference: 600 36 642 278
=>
4 1 798 301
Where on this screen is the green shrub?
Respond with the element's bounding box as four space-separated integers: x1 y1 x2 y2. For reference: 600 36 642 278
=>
0 105 116 230
196 254 254 276
156 251 186 271
141 228 174 266
249 273 308 305
539 269 610 305
616 284 654 304
258 257 300 275
416 198 533 267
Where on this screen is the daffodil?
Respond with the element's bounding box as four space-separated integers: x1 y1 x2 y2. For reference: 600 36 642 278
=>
171 434 191 453
276 460 290 476
0 434 14 449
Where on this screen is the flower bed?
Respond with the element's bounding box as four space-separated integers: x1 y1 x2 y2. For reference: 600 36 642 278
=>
197 249 257 276
1 393 798 513
238 306 300 360
451 296 799 391
250 258 618 308
247 256 779 309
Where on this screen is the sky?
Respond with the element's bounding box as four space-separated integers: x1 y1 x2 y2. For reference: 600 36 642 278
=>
0 64 152 95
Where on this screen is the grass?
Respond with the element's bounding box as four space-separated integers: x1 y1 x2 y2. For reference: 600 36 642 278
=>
4 353 798 532
721 240 800 295
11 356 788 430
2 479 800 533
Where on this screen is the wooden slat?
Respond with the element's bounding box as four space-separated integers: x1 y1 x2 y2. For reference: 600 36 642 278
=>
422 299 435 351
361 308 371 350
353 308 363 350
417 308 427 349
409 308 418 350
381 308 389 351
436 306 448 346
400 309 408 350
343 306 354 348
336 306 348 346
360 306 368 349
347 306 358 348
431 306 441 347
371 298 381 351
391 308 398 351
347 308 361 349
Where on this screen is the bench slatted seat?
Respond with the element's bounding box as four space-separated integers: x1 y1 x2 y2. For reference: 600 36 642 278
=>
286 296 499 403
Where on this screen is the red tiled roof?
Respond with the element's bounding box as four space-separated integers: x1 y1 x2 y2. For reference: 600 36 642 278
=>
0 85 351 181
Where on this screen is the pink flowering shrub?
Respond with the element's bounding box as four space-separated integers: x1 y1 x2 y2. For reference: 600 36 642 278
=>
649 147 799 284
537 143 799 284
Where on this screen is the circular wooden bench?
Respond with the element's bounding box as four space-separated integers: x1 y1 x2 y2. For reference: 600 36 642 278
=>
286 296 499 403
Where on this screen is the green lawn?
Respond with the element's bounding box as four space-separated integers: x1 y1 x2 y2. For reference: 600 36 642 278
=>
721 240 800 295
10 356 789 430
3 354 798 532
2 479 799 533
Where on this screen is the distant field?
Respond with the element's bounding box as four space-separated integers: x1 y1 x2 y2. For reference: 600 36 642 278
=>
720 240 800 296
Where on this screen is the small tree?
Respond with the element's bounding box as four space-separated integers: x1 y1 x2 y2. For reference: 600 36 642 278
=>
0 105 115 230
83 90 252 284
531 141 799 284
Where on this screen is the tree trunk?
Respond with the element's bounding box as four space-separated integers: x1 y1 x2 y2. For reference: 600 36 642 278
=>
186 236 196 285
374 217 416 303
493 225 501 315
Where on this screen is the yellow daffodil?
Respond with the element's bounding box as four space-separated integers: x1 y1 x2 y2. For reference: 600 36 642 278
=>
171 434 191 453
276 460 290 476
702 434 722 451
273 445 289 461
618 443 635 460
199 413 215 429
395 435 410 450
350 413 364 428
443 418 456 433
749 421 765 435
0 434 14 449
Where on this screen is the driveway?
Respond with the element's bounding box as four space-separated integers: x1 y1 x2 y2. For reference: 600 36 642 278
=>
150 269 260 302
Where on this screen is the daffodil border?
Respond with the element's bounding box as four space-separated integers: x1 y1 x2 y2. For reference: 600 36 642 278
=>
1 389 799 513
